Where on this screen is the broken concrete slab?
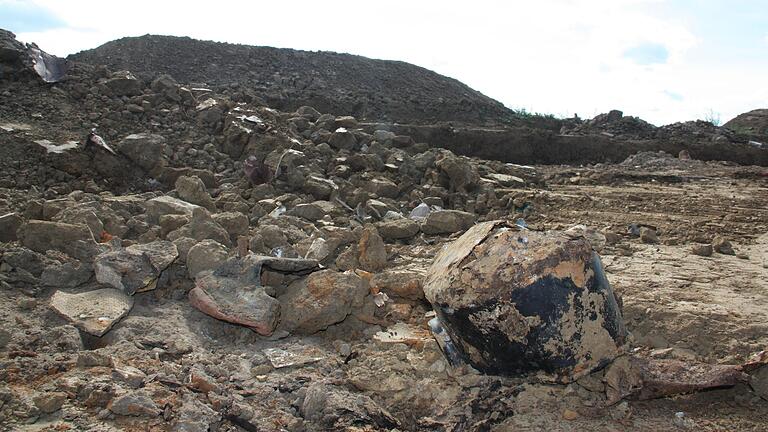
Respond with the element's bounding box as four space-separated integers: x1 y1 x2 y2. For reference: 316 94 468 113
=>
49 288 134 336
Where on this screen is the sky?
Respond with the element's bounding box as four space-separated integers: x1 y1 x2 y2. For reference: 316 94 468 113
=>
1 0 766 126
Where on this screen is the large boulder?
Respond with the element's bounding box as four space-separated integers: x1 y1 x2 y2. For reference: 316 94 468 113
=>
278 270 368 334
423 221 628 380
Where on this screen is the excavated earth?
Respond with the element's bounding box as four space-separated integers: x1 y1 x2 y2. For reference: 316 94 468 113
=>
1 30 768 431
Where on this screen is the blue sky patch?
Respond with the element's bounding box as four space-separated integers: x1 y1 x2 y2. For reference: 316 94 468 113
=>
0 1 65 33
623 42 669 65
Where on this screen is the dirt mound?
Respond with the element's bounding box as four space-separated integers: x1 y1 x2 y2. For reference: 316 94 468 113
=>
70 34 517 126
724 109 768 143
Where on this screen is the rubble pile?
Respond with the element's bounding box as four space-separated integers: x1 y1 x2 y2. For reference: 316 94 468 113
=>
1 29 768 431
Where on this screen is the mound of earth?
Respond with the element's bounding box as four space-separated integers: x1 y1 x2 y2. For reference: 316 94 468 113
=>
724 109 768 143
71 34 517 126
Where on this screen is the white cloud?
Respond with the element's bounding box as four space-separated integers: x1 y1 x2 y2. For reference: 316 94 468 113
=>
11 0 764 125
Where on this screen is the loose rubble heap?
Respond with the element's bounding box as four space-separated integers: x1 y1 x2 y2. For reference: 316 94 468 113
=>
1 30 768 431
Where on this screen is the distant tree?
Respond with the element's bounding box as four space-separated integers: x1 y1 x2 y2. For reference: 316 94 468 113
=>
702 108 721 126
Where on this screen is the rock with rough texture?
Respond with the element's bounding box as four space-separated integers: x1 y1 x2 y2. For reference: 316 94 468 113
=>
41 260 93 288
115 133 166 174
49 288 134 336
175 175 216 211
423 221 627 381
103 70 143 96
691 244 713 257
436 152 480 192
287 201 337 222
358 226 387 272
167 207 231 246
212 212 249 240
420 210 475 235
363 178 399 199
189 255 320 335
145 195 201 224
279 270 368 334
173 392 221 431
19 220 101 260
95 241 177 294
301 383 399 429
376 218 420 240
0 212 23 242
186 239 229 278
639 227 658 244
372 268 425 300
328 129 357 150
33 392 67 414
713 236 735 255
109 389 160 417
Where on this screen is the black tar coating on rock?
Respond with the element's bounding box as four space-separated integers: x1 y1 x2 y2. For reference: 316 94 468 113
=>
435 252 626 376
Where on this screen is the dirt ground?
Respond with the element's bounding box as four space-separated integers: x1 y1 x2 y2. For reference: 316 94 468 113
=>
2 160 767 431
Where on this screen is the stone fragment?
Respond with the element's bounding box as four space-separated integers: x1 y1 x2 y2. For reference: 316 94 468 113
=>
168 207 231 246
112 366 146 389
109 390 160 417
436 152 480 192
0 212 23 242
187 239 229 278
212 212 249 240
33 392 67 414
358 226 387 272
94 240 177 294
115 133 166 174
423 221 627 380
190 256 318 335
103 71 142 96
19 220 100 260
287 201 337 222
639 227 658 244
363 178 399 199
691 244 713 257
376 218 420 240
175 175 216 211
41 260 93 288
420 210 475 235
145 196 200 224
713 236 735 255
173 392 220 431
328 129 356 150
371 268 425 300
279 270 368 334
50 288 133 336
301 383 399 429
